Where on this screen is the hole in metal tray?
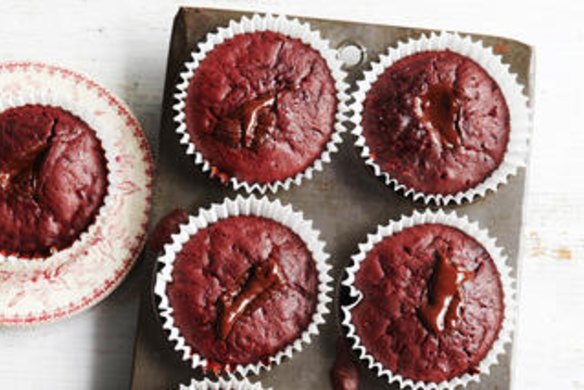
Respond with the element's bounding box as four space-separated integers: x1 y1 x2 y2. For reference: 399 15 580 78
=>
337 40 366 68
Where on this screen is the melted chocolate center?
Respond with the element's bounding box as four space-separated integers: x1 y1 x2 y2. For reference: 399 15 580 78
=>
214 93 276 150
217 256 286 340
0 141 49 196
418 84 462 148
418 250 474 334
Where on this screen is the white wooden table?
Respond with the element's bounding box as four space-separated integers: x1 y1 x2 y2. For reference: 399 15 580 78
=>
0 0 582 389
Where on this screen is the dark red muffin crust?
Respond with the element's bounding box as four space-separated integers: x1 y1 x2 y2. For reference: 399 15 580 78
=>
362 50 510 195
185 31 338 184
351 224 504 383
148 208 190 253
0 105 108 257
330 337 360 390
167 215 319 367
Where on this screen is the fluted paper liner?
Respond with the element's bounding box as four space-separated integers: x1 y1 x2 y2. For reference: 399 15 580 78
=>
155 195 333 377
0 90 115 266
179 378 269 390
173 13 350 193
350 32 531 205
341 210 516 389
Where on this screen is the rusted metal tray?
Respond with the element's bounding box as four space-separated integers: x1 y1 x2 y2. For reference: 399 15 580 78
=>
130 7 534 389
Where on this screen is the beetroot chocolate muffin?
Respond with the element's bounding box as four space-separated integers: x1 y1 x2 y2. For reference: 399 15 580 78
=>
362 50 510 195
350 224 504 382
184 31 338 184
166 215 319 368
0 105 107 257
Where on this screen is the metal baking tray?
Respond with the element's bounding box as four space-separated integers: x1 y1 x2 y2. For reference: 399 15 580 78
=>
130 7 534 389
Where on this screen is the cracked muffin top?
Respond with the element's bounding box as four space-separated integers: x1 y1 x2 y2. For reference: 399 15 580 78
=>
350 223 504 383
166 215 319 369
184 31 337 184
0 105 107 258
361 50 510 195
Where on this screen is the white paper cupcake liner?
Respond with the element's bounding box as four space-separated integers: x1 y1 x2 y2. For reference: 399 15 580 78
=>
179 378 270 390
341 210 516 389
173 13 350 193
350 31 531 205
155 195 334 377
0 89 115 266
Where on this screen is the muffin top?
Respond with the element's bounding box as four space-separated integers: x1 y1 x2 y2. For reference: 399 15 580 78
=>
185 31 337 184
362 50 510 195
0 105 108 257
167 215 319 368
350 223 504 382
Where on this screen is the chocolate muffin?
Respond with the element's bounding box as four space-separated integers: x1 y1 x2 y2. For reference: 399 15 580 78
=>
361 50 510 195
350 223 504 382
0 105 108 257
184 31 338 184
166 215 319 368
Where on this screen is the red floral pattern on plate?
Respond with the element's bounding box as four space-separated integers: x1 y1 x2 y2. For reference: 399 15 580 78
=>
0 62 153 326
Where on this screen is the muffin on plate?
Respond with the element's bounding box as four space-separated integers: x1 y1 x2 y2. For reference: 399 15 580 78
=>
0 104 107 258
